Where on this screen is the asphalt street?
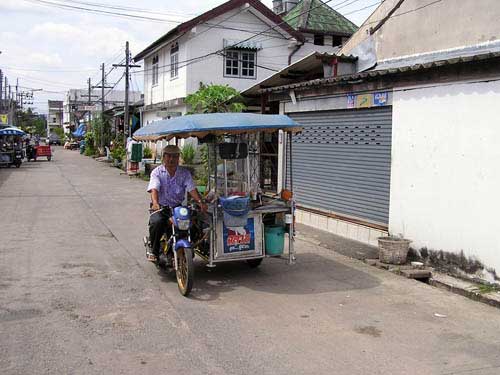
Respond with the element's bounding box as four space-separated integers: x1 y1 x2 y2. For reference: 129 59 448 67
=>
1 148 499 375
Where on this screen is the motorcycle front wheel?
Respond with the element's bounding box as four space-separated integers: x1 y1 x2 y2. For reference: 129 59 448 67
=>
176 247 194 296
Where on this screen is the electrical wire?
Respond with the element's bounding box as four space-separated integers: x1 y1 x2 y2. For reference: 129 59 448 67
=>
55 0 197 18
363 0 442 25
24 0 185 24
131 0 339 75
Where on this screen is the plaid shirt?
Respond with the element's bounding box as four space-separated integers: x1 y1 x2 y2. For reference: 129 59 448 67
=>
147 165 196 207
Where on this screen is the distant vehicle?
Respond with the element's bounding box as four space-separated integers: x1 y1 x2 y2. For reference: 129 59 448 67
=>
48 133 61 145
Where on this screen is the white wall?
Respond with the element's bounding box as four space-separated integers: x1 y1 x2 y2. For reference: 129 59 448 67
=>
143 36 188 107
291 33 338 63
186 7 295 94
390 79 500 272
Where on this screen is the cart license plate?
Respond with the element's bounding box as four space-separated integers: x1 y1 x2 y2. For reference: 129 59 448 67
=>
223 218 255 253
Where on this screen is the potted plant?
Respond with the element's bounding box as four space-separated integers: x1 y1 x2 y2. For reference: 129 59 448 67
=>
378 235 412 265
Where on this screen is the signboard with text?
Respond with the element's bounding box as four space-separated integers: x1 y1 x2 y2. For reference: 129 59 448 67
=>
346 92 389 109
223 218 256 254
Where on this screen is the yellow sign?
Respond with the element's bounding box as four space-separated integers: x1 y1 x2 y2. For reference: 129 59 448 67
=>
356 94 372 108
0 114 8 124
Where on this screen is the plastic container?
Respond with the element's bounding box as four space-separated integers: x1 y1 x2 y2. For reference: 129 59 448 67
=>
264 225 285 256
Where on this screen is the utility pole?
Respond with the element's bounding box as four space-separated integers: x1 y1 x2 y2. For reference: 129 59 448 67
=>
114 41 140 145
124 42 130 144
94 64 113 149
80 78 98 126
88 78 92 105
0 69 3 111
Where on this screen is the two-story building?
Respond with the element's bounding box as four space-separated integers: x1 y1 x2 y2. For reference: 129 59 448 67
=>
47 100 63 135
133 0 357 125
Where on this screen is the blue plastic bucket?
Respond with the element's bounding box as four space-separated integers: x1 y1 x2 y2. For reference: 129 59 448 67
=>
264 225 285 256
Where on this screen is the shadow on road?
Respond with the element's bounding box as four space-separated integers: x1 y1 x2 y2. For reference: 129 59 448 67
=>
156 253 381 301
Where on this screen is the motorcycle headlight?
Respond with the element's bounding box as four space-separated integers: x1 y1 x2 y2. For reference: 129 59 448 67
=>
179 207 189 217
177 219 190 230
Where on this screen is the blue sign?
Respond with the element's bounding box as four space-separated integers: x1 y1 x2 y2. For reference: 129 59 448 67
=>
223 218 255 253
347 94 356 108
373 92 388 106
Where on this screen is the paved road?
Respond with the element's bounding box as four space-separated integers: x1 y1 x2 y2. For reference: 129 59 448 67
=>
1 149 500 375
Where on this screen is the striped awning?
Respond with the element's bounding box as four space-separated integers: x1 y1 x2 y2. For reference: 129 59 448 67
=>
223 39 262 50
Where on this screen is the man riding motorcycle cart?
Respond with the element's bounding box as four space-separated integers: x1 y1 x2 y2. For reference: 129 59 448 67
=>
146 145 207 264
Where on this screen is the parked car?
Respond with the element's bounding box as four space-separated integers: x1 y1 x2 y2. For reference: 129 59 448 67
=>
48 133 61 145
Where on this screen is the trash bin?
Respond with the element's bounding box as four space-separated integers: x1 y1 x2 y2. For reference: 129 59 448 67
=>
264 225 285 256
130 143 143 162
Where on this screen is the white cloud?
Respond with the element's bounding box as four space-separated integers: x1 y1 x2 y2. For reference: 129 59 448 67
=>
0 0 49 15
27 52 63 67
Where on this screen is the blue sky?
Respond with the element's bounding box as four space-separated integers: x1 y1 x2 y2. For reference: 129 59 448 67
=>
0 0 381 114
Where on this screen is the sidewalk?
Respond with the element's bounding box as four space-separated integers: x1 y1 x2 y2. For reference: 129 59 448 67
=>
296 223 500 309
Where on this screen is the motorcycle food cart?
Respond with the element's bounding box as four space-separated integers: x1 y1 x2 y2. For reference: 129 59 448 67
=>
35 145 52 161
134 113 302 295
0 127 25 168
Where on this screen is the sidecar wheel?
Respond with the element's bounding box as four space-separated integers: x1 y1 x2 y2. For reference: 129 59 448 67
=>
246 258 263 268
176 247 194 297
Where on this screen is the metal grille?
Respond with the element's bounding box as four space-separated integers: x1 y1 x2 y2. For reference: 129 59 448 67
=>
288 107 392 225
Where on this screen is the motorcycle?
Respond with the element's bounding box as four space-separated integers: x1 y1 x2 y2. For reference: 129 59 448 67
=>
13 148 23 168
26 144 36 161
144 206 196 296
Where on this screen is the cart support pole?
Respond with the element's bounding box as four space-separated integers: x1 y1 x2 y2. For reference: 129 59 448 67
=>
288 133 295 265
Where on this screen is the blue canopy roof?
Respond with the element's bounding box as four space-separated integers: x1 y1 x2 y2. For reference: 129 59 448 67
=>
133 113 302 141
72 124 86 138
0 127 25 136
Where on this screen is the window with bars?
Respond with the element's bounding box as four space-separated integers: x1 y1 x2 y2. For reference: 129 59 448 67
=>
224 50 256 79
170 43 179 79
152 55 159 86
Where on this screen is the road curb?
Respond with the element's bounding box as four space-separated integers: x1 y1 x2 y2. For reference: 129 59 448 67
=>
429 276 500 309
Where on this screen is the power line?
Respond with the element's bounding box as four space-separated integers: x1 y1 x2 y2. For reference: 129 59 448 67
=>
24 0 185 24
363 0 443 25
55 0 196 18
344 1 383 16
132 0 339 75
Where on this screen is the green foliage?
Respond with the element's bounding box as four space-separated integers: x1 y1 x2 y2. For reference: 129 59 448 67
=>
181 143 196 164
33 118 47 137
195 144 209 187
143 145 153 159
84 146 95 157
477 284 499 294
186 84 246 114
110 144 126 162
51 127 65 140
84 130 96 156
15 108 46 137
91 115 111 149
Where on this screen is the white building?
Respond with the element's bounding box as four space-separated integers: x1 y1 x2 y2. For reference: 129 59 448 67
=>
63 89 142 132
133 0 357 125
47 100 63 135
247 0 500 276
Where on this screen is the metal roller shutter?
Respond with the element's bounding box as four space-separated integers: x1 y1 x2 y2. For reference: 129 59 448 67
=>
288 107 392 225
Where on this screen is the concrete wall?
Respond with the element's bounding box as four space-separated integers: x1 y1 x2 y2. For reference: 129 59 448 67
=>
342 0 500 61
390 79 500 272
